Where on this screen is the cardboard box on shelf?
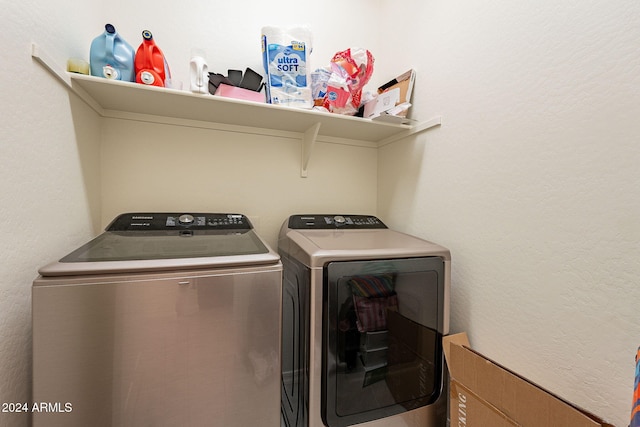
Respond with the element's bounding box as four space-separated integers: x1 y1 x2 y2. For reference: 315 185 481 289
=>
443 333 614 427
377 69 416 117
363 87 400 119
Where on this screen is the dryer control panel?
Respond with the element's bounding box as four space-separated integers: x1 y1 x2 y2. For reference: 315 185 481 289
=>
288 214 387 229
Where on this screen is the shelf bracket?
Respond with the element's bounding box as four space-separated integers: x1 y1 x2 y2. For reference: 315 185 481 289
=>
31 43 104 115
376 116 442 147
31 43 72 88
301 122 321 178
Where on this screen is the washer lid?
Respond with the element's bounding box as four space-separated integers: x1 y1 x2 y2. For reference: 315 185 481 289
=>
39 213 280 276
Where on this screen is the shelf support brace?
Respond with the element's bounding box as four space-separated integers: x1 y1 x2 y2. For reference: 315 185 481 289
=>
31 43 104 115
31 43 72 88
301 122 321 178
376 116 442 147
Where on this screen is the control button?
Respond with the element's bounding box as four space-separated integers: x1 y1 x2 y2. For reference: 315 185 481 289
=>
178 214 195 225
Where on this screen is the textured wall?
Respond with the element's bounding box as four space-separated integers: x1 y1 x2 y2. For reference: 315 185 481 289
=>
1 1 102 427
99 119 379 250
378 2 640 426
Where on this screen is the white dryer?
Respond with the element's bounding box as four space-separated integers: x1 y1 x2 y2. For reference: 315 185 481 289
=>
278 214 451 427
33 213 282 427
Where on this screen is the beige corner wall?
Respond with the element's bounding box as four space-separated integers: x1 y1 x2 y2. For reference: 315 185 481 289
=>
1 2 103 426
100 118 378 248
378 2 640 426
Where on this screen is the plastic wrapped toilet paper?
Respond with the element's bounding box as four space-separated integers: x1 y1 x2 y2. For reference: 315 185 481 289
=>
261 26 313 108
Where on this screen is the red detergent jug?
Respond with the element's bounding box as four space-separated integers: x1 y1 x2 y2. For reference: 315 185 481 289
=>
134 30 171 87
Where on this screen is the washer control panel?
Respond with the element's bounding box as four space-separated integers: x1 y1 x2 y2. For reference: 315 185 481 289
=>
288 214 387 229
107 213 252 231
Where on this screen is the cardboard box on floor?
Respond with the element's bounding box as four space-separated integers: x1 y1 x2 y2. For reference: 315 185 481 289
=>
443 333 614 427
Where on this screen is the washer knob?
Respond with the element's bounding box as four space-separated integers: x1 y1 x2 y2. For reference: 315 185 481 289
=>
178 214 195 225
334 215 346 225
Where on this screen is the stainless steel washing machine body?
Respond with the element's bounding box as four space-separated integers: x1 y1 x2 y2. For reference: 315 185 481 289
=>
33 213 282 427
278 214 451 427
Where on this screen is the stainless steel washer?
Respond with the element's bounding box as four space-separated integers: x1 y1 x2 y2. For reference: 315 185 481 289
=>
32 213 282 427
278 214 450 427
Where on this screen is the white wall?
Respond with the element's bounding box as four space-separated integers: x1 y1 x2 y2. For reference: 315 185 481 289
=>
86 0 385 95
3 0 638 426
378 2 640 426
91 0 387 247
1 1 103 426
99 119 379 249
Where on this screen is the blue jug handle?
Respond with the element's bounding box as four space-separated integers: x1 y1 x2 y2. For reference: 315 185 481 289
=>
106 33 115 59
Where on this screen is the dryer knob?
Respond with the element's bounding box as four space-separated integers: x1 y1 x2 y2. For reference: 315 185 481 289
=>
334 215 346 225
178 214 195 225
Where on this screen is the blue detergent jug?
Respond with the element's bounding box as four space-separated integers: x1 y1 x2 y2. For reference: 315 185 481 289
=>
90 24 135 81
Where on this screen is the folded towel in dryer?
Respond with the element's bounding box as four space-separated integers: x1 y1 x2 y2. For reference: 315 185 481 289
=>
352 294 398 332
348 274 395 298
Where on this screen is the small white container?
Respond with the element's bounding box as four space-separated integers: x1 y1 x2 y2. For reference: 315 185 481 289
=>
189 49 208 94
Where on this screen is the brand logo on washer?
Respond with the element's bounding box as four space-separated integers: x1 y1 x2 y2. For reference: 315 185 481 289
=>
132 216 153 220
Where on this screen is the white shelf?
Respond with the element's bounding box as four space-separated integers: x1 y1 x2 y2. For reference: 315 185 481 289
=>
32 43 441 176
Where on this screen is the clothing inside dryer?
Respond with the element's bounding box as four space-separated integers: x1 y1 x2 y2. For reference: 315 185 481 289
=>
335 271 441 415
325 257 445 426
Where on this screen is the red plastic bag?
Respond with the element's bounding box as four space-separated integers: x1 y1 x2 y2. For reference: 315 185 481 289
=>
323 48 374 115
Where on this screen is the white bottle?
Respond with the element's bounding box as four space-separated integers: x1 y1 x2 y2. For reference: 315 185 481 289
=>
189 49 209 94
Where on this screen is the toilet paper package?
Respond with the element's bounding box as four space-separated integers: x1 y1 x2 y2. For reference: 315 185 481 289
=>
261 26 313 108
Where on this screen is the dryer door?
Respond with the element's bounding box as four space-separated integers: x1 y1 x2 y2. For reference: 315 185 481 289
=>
323 257 445 427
